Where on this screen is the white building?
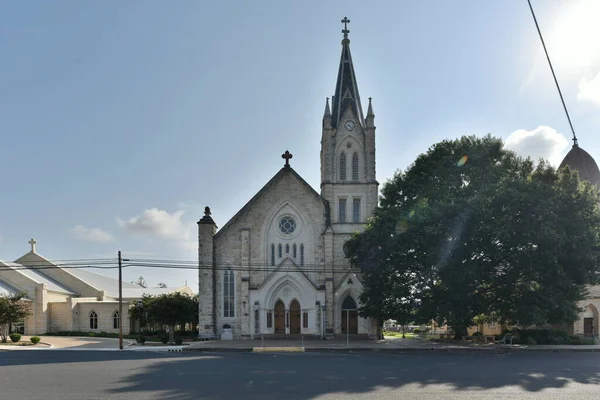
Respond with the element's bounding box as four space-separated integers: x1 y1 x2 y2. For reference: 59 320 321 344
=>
0 239 194 335
197 21 378 339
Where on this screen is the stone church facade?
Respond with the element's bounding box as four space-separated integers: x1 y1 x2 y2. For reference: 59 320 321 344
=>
197 22 378 339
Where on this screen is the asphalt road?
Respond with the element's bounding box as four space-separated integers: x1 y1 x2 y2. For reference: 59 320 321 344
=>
1 351 599 399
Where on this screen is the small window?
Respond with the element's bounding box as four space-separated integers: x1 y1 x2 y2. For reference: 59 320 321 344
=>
338 198 347 223
293 243 297 258
267 311 273 328
286 244 290 254
340 153 347 181
353 198 361 223
89 311 98 330
300 244 304 266
271 244 275 266
113 310 119 329
278 244 282 258
303 312 308 328
352 152 359 181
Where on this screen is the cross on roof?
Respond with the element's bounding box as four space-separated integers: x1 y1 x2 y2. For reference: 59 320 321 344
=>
28 238 37 253
341 16 350 38
282 150 293 167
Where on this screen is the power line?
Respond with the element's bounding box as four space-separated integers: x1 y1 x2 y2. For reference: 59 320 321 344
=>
526 0 577 145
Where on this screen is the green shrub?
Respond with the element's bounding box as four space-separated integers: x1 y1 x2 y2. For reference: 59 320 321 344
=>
30 336 41 344
567 335 595 345
413 329 420 334
136 335 146 345
160 334 169 344
472 332 483 337
9 333 21 343
88 332 96 337
526 337 537 345
174 337 183 345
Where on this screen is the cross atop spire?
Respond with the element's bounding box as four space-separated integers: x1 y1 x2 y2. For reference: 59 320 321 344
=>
282 150 293 167
341 16 350 39
28 238 37 253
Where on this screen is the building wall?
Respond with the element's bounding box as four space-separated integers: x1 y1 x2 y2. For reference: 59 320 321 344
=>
211 171 329 338
73 301 131 334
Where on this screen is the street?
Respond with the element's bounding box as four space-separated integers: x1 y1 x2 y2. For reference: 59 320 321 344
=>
1 351 599 399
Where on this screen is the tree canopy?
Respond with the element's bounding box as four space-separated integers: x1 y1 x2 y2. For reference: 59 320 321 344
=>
0 293 32 342
345 135 600 337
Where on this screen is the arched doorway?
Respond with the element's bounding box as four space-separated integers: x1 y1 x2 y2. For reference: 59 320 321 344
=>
583 305 598 337
274 300 285 334
341 296 358 334
289 300 301 334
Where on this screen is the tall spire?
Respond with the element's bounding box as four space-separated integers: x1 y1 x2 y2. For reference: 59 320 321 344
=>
330 16 365 129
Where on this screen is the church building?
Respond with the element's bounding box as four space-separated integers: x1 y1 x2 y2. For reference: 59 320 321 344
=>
197 19 378 339
559 139 600 338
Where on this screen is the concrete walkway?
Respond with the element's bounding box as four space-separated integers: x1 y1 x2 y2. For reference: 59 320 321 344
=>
185 336 600 353
0 336 135 350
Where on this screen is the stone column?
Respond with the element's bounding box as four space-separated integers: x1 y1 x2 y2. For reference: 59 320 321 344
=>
240 229 251 338
198 207 217 339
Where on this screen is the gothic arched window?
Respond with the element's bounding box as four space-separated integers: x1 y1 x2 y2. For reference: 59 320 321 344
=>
113 310 120 329
278 244 282 258
340 153 347 181
293 243 297 258
89 311 98 330
223 270 235 318
300 244 305 266
352 152 359 181
271 244 275 266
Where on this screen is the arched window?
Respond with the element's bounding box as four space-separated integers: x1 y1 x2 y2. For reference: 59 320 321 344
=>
223 270 235 318
293 243 297 258
339 152 347 181
300 244 304 266
278 244 282 258
89 311 98 330
113 310 120 329
286 244 290 254
342 296 358 310
352 152 359 181
271 244 275 266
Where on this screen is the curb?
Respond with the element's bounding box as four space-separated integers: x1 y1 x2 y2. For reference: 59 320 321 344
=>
253 347 304 353
183 346 600 354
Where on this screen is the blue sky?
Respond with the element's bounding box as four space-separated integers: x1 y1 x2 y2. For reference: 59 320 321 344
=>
2 0 599 288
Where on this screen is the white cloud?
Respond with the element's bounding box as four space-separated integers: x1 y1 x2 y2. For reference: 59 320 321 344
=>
73 225 115 243
577 71 600 108
505 126 570 166
117 208 191 241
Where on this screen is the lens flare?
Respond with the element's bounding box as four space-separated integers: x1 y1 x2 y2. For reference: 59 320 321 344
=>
457 155 468 167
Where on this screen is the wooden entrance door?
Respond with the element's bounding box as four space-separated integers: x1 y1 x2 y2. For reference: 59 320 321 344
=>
584 317 594 337
289 300 301 334
341 296 358 334
274 300 285 334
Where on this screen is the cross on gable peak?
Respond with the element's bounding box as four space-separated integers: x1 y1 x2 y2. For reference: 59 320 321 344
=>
282 150 293 167
28 238 37 253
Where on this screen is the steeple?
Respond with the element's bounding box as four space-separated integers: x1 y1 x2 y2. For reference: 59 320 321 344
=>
330 17 365 129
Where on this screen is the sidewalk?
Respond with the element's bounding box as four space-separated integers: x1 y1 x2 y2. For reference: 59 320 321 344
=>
184 336 600 353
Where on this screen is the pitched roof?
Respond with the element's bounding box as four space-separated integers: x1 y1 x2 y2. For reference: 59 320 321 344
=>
2 262 76 294
0 278 23 297
66 267 140 298
330 34 365 129
559 145 600 186
214 166 329 239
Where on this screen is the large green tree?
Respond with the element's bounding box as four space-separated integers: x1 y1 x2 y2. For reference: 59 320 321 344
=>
0 293 32 342
346 135 600 337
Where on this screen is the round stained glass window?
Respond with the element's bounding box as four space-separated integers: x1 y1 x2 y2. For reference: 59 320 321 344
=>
279 216 296 234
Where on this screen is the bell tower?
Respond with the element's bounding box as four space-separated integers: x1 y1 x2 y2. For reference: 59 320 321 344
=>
320 17 378 230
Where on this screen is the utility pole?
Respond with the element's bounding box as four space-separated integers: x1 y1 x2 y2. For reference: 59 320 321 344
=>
118 250 123 350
